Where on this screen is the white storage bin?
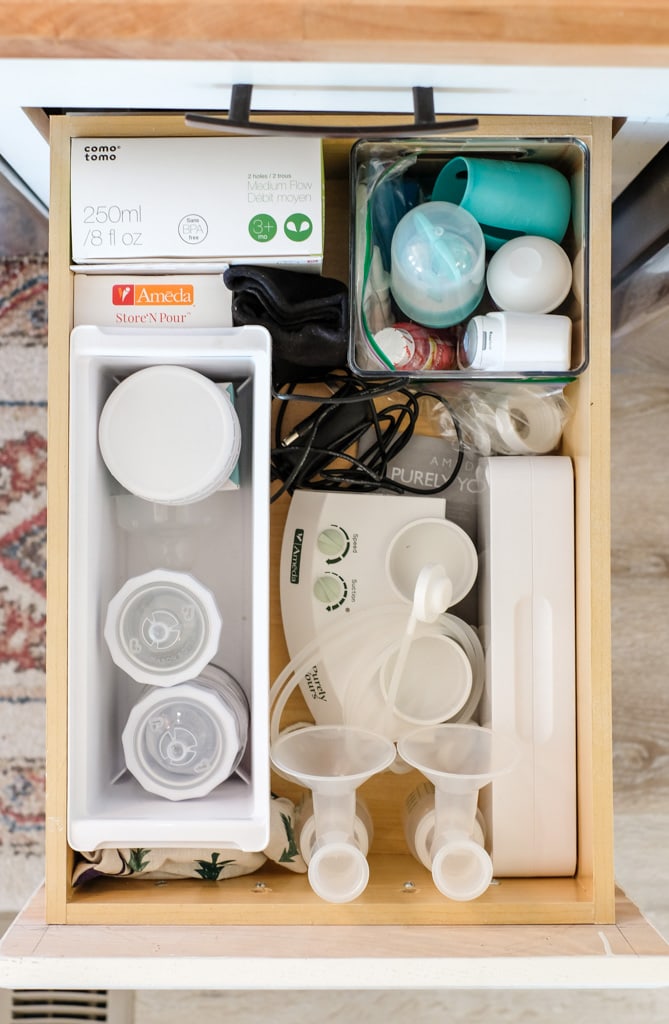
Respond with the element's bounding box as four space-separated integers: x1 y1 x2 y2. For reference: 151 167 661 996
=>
67 325 271 852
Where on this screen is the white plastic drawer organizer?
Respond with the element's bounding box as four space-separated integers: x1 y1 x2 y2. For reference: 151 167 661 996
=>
67 324 271 851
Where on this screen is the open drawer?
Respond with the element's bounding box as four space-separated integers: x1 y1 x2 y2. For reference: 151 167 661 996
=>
45 112 614 927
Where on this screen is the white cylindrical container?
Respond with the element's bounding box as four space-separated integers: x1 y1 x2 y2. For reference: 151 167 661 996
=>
403 780 486 871
104 569 222 686
458 311 572 372
486 235 573 314
99 365 241 504
121 664 249 800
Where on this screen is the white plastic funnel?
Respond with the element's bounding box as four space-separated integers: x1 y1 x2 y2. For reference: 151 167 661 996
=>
397 723 518 901
386 518 478 607
270 725 396 903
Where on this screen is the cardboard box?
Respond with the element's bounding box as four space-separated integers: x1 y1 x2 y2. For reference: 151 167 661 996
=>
70 136 324 268
73 273 233 328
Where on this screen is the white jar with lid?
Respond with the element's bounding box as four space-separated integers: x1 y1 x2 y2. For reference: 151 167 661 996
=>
99 365 241 504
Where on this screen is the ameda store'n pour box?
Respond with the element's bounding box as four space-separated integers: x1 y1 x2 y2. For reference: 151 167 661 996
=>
70 136 324 268
74 274 234 328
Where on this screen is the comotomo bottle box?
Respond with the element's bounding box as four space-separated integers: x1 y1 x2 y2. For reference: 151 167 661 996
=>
70 136 324 268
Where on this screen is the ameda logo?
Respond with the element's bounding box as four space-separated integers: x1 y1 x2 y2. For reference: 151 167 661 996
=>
284 214 313 242
112 284 194 306
289 528 305 584
112 285 134 305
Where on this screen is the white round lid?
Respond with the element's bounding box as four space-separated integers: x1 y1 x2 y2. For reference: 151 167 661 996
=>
486 235 573 314
379 632 472 725
104 569 222 686
99 365 241 504
122 676 246 801
373 326 415 368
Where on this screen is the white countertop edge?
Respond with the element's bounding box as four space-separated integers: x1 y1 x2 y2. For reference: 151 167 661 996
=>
1 955 668 991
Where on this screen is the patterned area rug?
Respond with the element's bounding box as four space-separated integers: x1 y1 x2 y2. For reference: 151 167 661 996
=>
0 255 48 910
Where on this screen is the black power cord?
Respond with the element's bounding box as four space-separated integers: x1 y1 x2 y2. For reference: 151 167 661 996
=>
271 371 464 502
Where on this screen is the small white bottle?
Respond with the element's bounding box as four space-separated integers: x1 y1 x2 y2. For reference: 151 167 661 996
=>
403 780 486 872
458 311 572 372
121 664 249 801
105 569 222 687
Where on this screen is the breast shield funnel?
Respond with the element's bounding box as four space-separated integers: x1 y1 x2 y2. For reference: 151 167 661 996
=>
270 725 396 903
397 723 518 901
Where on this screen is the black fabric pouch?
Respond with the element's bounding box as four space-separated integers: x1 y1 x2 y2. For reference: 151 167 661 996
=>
223 265 349 383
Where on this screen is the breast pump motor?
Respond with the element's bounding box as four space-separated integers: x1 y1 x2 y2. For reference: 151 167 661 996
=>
271 514 481 750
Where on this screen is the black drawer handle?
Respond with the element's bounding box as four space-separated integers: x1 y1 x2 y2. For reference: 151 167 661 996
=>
185 84 479 138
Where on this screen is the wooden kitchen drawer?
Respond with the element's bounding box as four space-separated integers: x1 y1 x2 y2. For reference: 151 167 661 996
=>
45 112 614 927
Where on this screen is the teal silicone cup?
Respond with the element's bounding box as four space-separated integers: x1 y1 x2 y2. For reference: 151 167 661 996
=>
432 157 572 252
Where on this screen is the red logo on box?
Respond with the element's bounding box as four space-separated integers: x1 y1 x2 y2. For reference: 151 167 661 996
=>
111 283 194 306
112 285 135 305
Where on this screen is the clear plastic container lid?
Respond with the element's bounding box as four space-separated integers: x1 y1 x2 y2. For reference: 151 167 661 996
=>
105 569 222 686
390 202 485 328
122 665 249 801
98 365 241 505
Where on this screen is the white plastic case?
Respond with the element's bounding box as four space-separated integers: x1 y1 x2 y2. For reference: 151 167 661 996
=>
477 455 577 877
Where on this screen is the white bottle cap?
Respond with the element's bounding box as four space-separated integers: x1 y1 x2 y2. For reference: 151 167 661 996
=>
105 569 222 686
122 664 249 801
99 366 241 504
373 326 415 368
486 235 573 314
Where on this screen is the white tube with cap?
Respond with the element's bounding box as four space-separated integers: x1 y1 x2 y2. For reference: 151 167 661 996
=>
458 311 572 373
